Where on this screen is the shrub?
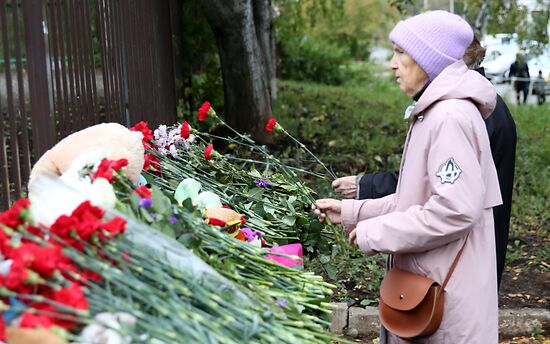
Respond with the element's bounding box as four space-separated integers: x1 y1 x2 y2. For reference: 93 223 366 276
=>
279 36 351 85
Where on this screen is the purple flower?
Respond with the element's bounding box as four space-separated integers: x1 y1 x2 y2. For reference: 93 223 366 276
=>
254 179 270 188
169 216 177 224
139 198 152 209
241 227 263 242
277 298 288 308
150 213 158 220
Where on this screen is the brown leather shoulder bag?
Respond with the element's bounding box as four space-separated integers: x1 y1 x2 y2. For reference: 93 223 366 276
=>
378 235 468 339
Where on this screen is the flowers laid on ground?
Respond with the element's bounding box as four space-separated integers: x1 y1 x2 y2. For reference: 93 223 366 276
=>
4 181 339 343
0 198 120 341
10 101 350 342
135 103 343 257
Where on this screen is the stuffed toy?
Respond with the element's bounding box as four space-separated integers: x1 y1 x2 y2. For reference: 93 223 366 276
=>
28 123 144 193
27 123 145 226
6 327 67 344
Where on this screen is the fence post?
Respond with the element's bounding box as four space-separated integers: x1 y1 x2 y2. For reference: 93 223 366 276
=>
22 0 55 159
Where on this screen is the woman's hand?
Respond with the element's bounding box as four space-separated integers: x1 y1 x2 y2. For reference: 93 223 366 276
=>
331 176 357 199
349 228 358 245
311 199 342 224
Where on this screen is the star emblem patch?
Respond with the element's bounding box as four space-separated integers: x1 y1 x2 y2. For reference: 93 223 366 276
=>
436 158 462 184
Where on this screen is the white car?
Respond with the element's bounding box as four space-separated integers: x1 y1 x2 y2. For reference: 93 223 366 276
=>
482 51 518 83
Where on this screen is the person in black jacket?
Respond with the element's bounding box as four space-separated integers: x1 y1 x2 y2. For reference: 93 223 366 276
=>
332 37 517 289
509 54 530 105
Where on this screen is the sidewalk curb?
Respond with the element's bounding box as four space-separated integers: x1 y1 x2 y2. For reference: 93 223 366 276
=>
330 303 550 339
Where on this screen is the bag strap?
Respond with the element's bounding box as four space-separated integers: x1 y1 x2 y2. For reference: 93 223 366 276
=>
440 233 470 290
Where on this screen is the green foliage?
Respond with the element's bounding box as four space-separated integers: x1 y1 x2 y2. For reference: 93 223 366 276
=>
509 104 550 236
279 36 351 84
275 0 402 84
306 247 386 303
174 0 224 118
273 76 409 176
310 0 401 59
461 0 549 53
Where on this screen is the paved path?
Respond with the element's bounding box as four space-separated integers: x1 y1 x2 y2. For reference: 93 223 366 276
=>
494 82 543 106
330 303 550 341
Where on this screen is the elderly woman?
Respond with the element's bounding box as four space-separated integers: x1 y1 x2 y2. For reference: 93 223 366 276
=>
313 11 501 343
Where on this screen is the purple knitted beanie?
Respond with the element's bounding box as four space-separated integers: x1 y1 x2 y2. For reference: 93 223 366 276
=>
389 10 473 80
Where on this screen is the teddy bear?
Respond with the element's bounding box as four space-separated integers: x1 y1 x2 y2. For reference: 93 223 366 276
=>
27 123 145 226
28 122 144 194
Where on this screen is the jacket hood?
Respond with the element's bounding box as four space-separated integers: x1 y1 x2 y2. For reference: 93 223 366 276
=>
412 60 497 119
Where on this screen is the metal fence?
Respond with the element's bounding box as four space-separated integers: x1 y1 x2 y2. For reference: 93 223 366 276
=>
1 0 177 210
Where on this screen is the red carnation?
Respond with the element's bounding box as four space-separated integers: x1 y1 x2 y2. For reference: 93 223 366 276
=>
198 101 211 121
99 216 126 239
0 198 31 228
72 201 105 223
132 185 152 199
130 121 153 143
52 283 89 311
0 316 5 341
19 313 55 329
180 121 190 139
5 259 31 292
50 215 79 240
265 118 283 132
265 118 277 132
10 243 63 278
143 153 161 173
93 158 128 182
204 144 214 160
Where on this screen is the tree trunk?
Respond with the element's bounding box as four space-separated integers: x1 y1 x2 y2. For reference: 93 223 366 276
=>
474 0 491 35
253 0 276 101
199 0 275 143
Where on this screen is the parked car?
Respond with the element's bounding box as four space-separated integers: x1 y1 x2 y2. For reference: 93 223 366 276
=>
482 51 518 83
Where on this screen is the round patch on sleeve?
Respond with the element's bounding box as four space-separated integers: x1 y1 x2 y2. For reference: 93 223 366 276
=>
436 158 462 184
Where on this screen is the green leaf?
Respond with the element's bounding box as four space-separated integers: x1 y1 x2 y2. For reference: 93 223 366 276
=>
264 204 276 216
282 215 296 226
248 168 263 179
281 184 298 191
319 255 331 264
324 264 338 280
160 224 176 238
151 187 171 215
247 187 264 200
195 191 223 210
143 173 155 186
360 299 376 306
181 198 195 211
174 178 202 205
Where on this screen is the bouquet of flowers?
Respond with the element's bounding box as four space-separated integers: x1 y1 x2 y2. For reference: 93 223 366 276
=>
130 102 345 257
2 181 342 343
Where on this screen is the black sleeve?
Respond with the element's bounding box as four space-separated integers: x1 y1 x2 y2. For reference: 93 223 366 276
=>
357 171 399 200
484 95 517 288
